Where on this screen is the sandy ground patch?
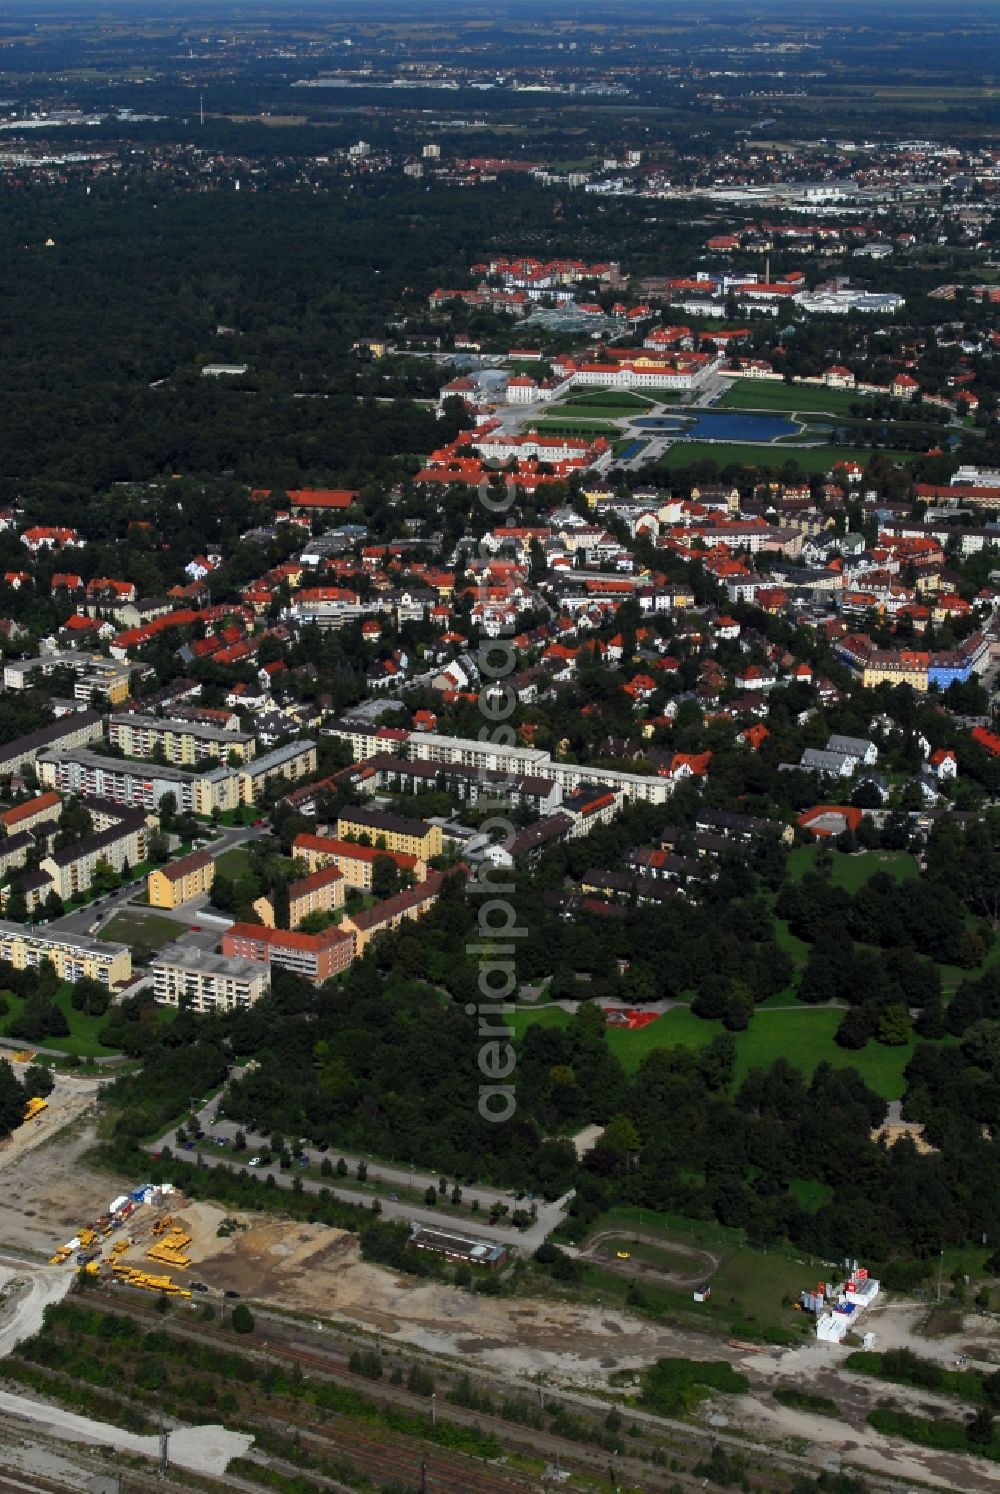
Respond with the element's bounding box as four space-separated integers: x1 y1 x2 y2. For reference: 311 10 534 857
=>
0 1112 133 1259
116 1202 738 1386
732 1298 1000 1493
0 1261 74 1358
0 1388 251 1478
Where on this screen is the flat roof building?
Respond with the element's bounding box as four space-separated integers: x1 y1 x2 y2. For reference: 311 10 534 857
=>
152 946 268 1013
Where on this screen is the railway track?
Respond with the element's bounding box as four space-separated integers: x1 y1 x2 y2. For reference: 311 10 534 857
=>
263 1407 539 1494
0 1469 82 1494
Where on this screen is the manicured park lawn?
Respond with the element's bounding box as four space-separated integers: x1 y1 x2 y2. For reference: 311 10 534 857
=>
717 379 872 417
554 402 642 420
787 845 919 891
560 390 653 410
511 1000 928 1100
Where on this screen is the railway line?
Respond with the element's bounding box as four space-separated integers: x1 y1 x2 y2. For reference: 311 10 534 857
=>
262 1409 539 1494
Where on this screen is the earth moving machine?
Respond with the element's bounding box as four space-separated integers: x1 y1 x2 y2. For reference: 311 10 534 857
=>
22 1096 47 1122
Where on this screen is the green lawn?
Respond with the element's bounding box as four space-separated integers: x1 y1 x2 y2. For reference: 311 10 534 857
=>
99 910 185 952
560 390 653 410
211 847 254 879
512 1001 923 1100
554 402 642 419
2 982 119 1057
217 807 258 827
653 442 916 476
787 846 919 891
717 379 873 417
789 1177 835 1213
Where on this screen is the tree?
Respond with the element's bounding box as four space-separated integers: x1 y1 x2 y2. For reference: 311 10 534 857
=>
966 1407 994 1447
371 854 402 899
8 994 69 1042
724 986 755 1032
42 890 64 920
231 1303 255 1334
70 977 110 1017
0 1059 25 1138
22 1063 54 1098
356 1159 367 1182
877 1004 912 1047
147 829 170 863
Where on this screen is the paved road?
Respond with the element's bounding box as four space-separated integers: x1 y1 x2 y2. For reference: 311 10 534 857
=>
150 1088 570 1253
52 824 268 942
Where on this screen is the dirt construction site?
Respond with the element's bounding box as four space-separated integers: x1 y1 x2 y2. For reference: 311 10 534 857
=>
5 1101 1000 1490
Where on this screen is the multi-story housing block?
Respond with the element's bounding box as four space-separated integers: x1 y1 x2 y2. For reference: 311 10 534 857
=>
152 947 268 1013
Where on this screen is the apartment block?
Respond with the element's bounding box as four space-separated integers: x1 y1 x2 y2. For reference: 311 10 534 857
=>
288 864 344 927
147 848 215 910
221 921 355 984
341 871 444 957
35 810 146 907
3 651 133 705
109 713 255 766
0 920 131 986
0 831 34 880
0 710 102 777
0 791 62 837
236 740 318 804
336 807 443 861
37 748 241 817
152 947 268 1013
292 832 423 890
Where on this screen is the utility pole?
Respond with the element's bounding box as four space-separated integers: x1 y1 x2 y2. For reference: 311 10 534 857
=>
938 1248 944 1301
419 1457 428 1494
158 1404 169 1476
430 1391 437 1426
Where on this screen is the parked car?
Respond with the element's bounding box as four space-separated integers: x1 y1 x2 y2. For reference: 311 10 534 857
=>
248 1156 262 1166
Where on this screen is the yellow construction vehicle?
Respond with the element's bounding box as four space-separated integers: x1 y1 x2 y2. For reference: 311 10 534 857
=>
22 1096 48 1122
